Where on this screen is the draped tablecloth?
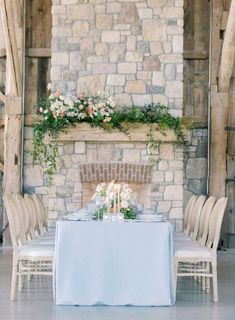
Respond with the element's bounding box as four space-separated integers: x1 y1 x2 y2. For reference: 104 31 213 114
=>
53 220 175 306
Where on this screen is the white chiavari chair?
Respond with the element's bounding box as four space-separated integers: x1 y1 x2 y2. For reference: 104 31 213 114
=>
174 197 228 302
3 194 54 300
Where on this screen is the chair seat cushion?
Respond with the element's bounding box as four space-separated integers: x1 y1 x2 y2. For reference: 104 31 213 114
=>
29 239 55 245
19 244 54 258
174 246 212 259
174 239 201 248
173 232 191 241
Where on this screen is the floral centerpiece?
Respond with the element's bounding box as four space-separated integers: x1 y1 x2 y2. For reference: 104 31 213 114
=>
92 181 137 220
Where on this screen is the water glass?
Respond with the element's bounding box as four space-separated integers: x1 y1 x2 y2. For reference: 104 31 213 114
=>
86 202 96 219
136 203 144 214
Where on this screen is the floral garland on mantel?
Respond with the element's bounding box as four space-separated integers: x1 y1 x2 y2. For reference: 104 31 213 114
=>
31 84 189 185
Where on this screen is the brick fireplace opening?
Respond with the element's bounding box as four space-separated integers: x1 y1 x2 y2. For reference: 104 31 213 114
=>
79 162 153 208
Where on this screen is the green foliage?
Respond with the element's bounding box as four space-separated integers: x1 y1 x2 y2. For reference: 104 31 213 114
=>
121 207 137 220
31 92 188 185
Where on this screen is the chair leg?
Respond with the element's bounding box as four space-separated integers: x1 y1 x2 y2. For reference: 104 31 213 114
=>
206 262 210 293
174 260 179 297
202 262 206 291
11 260 18 301
18 261 23 292
212 262 218 302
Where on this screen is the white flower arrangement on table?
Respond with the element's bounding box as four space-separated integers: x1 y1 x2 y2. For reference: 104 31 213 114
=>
92 181 137 220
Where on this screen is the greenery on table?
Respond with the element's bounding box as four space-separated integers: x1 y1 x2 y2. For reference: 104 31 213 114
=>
31 87 189 185
94 206 136 221
121 207 137 220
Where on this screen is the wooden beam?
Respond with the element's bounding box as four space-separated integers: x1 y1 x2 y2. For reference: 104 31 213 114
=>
52 123 184 143
14 0 23 28
218 0 235 92
26 48 51 58
211 0 223 85
0 91 6 103
3 96 22 244
0 49 6 57
209 85 229 197
221 11 229 30
183 50 209 60
209 0 229 199
1 0 24 245
2 0 22 96
0 115 4 127
0 162 4 173
1 1 17 95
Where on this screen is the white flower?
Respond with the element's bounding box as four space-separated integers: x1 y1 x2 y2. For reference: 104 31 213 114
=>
39 107 43 113
103 117 111 123
78 112 86 119
121 200 129 209
47 83 52 91
68 100 74 108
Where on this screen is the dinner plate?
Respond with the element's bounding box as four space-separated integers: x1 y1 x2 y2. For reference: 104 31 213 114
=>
137 218 164 222
63 215 90 221
125 218 165 223
138 214 164 220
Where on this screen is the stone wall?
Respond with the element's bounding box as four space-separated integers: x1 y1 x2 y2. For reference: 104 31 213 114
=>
23 126 208 231
184 128 208 203
51 0 184 115
23 131 184 231
22 0 186 230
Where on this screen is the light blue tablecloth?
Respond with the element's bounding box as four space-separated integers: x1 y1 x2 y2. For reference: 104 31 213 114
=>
53 221 175 306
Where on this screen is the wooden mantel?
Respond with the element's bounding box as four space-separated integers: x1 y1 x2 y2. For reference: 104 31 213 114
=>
55 123 185 143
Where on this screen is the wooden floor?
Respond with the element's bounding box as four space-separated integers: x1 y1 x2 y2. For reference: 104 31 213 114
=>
0 247 235 320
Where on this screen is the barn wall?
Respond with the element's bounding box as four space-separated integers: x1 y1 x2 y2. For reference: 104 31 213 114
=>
0 16 5 241
183 0 209 202
0 0 212 238
24 0 209 225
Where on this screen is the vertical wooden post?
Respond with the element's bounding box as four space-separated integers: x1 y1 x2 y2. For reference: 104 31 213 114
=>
209 0 228 197
218 0 235 92
1 0 24 245
3 96 22 244
209 86 228 197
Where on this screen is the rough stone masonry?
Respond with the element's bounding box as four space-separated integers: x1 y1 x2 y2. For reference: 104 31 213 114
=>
24 0 188 230
51 0 184 115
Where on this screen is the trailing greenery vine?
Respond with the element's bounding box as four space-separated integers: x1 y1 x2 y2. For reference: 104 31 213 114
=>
31 88 189 185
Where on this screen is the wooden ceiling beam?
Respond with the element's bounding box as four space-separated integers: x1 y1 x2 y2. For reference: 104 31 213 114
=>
218 0 235 92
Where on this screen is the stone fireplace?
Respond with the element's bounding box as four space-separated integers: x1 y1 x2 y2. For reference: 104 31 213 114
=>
46 125 184 231
24 0 184 231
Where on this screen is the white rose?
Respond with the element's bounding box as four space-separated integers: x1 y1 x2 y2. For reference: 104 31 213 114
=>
121 200 129 209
